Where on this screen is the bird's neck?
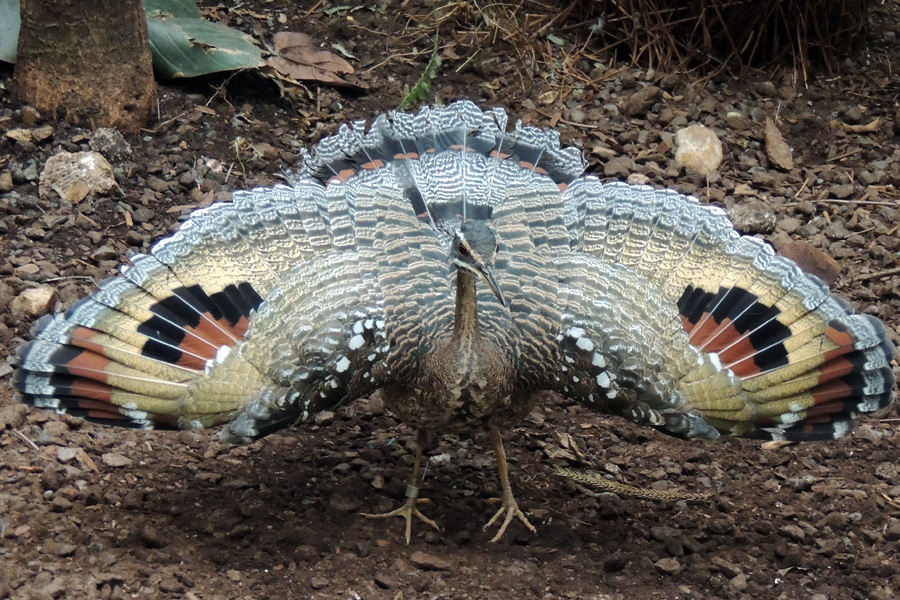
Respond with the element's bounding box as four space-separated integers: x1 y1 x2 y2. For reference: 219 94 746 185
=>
453 269 480 344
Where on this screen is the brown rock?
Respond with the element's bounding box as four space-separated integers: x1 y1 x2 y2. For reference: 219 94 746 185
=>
327 495 362 512
123 489 145 510
39 151 115 202
124 230 145 246
15 263 41 276
43 540 77 557
710 556 743 578
91 246 119 261
725 111 751 130
885 519 900 542
727 200 776 234
6 128 34 143
10 286 57 317
777 217 802 234
139 525 166 548
764 118 794 171
21 105 42 124
823 511 848 530
831 183 855 199
90 128 132 160
252 142 280 160
604 156 634 178
773 239 841 285
779 523 806 542
374 572 398 589
101 452 133 468
410 550 452 571
674 124 722 175
654 557 682 575
314 411 336 426
729 573 749 592
622 86 662 117
158 578 184 594
31 126 54 143
0 404 29 431
41 469 64 491
50 496 73 512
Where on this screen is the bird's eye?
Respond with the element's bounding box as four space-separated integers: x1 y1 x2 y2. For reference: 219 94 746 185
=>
458 243 469 257
495 244 500 253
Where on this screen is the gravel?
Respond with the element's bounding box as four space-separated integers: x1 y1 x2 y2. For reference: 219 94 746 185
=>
1 0 899 598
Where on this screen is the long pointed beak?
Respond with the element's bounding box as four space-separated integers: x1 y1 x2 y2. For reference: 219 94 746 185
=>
479 266 509 308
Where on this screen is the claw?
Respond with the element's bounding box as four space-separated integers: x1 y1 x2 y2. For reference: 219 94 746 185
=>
363 431 441 543
362 491 439 544
483 495 537 542
484 429 538 542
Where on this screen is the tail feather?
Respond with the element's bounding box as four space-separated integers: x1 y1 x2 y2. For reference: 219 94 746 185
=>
14 251 270 430
565 178 895 441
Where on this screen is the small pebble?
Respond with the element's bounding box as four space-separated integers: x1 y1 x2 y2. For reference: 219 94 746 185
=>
654 557 682 575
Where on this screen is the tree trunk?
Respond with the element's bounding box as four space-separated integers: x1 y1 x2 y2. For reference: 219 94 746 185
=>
12 0 157 134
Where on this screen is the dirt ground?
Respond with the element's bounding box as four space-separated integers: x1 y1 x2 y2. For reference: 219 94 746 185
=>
2 1 900 599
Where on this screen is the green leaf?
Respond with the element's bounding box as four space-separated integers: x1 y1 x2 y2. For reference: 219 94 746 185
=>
546 33 565 46
143 0 202 19
399 35 441 110
147 17 264 78
0 0 20 64
324 6 352 16
331 43 355 60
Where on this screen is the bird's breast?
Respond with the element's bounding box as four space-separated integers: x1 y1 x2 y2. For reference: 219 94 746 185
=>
382 337 527 433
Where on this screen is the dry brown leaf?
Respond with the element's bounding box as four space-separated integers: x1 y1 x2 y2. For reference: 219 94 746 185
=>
733 183 756 196
441 43 460 60
75 448 100 473
267 31 364 90
555 431 586 460
274 31 353 73
543 446 579 461
841 117 883 133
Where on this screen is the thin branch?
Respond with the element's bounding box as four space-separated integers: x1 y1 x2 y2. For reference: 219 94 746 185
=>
855 266 900 282
13 429 40 452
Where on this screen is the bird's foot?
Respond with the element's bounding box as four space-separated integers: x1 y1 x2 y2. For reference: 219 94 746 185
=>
361 485 439 544
483 495 537 543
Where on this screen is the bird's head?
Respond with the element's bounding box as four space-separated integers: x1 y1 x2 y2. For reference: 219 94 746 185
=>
451 221 508 308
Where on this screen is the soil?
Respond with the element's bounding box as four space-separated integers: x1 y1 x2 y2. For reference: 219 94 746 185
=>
2 2 900 599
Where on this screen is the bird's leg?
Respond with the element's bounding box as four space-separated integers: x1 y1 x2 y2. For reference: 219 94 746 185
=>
361 429 439 544
483 430 537 543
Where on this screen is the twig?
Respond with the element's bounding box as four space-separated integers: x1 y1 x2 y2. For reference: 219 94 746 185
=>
9 464 42 472
856 267 900 282
827 148 862 163
13 429 40 452
361 51 419 75
884 494 900 510
794 177 810 199
533 108 603 129
817 198 899 207
40 275 96 284
301 0 324 18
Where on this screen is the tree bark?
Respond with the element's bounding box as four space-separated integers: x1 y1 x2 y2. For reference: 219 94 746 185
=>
12 0 157 134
